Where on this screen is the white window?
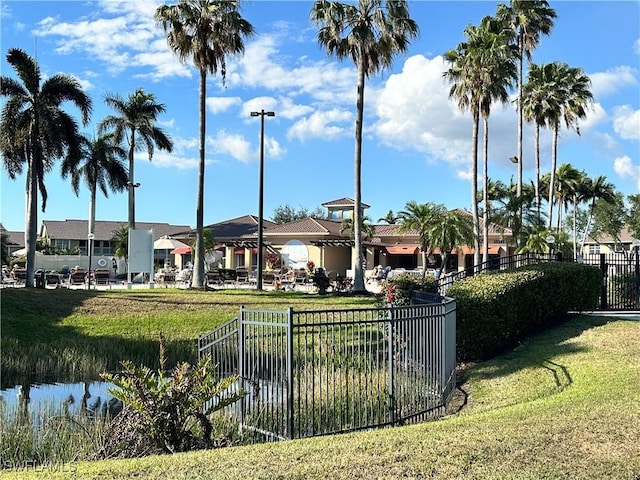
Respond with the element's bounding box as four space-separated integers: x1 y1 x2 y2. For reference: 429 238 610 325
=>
588 244 600 255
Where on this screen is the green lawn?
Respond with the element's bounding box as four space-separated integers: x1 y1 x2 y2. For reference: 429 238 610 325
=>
3 290 638 479
1 287 376 387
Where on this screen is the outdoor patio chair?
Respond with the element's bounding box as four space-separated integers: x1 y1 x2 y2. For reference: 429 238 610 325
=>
262 271 276 286
69 269 87 285
175 269 192 288
236 267 249 284
94 269 110 285
206 269 221 286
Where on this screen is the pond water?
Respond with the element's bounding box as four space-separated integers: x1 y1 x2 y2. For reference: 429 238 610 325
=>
0 381 118 417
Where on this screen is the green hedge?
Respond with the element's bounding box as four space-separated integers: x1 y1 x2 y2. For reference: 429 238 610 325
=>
447 262 601 361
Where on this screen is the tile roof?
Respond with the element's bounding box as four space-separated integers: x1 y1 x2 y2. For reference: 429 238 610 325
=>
321 197 371 209
41 220 192 242
585 225 638 244
201 215 277 239
266 217 345 235
1 224 24 246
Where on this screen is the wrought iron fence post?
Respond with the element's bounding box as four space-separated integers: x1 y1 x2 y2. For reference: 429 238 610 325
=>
600 254 608 310
286 307 294 439
238 306 246 427
635 246 639 308
387 307 395 426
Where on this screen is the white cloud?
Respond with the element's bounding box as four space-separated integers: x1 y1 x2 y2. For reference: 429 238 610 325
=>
287 109 352 141
613 155 640 192
589 66 638 98
242 97 279 118
32 2 189 80
612 105 640 141
208 130 254 163
375 54 479 167
634 38 640 55
265 136 286 160
576 102 608 133
171 136 199 155
1 4 11 19
227 34 355 106
150 151 200 170
207 97 242 114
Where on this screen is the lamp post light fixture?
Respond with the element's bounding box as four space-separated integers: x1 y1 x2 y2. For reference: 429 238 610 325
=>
509 156 519 164
250 110 275 291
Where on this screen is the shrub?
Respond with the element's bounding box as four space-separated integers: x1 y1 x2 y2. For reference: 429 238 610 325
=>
382 273 437 306
100 333 246 457
448 262 601 361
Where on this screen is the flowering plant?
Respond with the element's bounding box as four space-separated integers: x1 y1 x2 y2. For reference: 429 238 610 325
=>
265 252 281 270
306 260 315 272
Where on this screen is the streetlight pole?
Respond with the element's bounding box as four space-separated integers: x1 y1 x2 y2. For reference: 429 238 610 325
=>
250 110 275 291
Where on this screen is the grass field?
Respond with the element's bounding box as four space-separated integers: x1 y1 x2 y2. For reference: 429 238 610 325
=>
1 287 376 387
2 287 638 479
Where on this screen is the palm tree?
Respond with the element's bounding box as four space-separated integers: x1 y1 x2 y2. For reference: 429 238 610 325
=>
488 179 537 247
398 201 445 276
1 48 92 287
552 163 581 232
541 63 593 229
473 16 517 263
429 209 475 275
378 210 398 224
61 132 129 260
99 89 173 230
444 23 494 270
110 225 129 261
497 0 556 201
156 0 254 289
340 215 375 241
523 62 555 222
311 0 419 292
99 89 173 285
579 175 616 253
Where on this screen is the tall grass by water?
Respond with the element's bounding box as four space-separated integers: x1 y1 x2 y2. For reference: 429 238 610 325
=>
1 288 375 387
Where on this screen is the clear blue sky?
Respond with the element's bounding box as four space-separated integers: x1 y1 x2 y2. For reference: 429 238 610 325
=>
1 0 639 233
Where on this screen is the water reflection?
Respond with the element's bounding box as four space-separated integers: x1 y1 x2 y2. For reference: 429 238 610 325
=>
1 381 121 418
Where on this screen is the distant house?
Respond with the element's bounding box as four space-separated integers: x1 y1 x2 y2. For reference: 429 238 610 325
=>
39 220 192 257
581 225 639 256
0 223 24 258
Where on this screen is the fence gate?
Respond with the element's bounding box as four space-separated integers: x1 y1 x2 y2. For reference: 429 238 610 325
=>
581 252 640 310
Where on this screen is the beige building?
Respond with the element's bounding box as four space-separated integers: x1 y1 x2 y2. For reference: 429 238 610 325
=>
204 198 513 277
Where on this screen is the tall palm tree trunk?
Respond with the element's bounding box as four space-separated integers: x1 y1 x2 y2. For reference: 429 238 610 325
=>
127 127 136 286
128 126 136 229
517 42 523 200
193 68 207 289
482 115 489 264
572 195 578 260
534 123 541 222
352 58 366 292
472 110 480 271
547 124 559 229
25 149 38 288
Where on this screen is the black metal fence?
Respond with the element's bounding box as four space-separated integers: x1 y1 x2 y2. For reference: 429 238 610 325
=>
437 251 640 311
198 295 456 442
580 252 640 310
